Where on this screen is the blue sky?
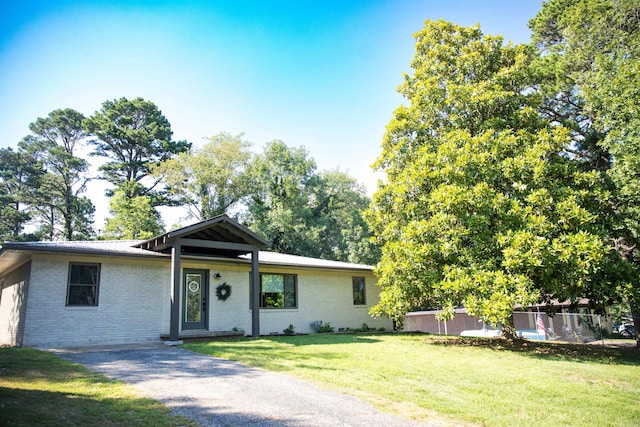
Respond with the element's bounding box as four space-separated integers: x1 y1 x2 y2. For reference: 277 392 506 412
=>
0 0 543 228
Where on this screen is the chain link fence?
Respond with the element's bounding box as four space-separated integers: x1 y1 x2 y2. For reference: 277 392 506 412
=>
404 309 622 346
512 311 610 344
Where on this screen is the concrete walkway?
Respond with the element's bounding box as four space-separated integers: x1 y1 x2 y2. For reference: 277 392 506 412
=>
53 344 436 427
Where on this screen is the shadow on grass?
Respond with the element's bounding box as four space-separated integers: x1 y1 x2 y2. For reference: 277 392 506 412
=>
0 386 319 427
423 333 640 365
0 347 196 426
0 385 194 426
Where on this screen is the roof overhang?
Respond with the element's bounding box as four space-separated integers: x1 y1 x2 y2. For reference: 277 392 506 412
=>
0 248 31 275
134 214 269 257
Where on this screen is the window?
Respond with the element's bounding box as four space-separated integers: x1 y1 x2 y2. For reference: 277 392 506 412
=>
352 277 366 305
260 273 297 309
67 263 100 306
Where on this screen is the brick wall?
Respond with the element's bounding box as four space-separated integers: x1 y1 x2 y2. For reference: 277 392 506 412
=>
23 254 169 348
0 262 31 346
11 254 391 347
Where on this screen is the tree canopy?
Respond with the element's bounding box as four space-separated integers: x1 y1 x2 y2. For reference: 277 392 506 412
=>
0 147 40 241
84 97 191 203
529 0 640 340
103 181 164 240
18 108 94 240
245 140 379 264
366 19 632 333
152 132 252 220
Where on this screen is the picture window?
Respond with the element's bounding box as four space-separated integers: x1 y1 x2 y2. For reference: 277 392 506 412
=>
258 273 297 309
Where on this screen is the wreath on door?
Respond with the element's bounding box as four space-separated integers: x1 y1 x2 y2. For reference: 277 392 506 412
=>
215 282 232 301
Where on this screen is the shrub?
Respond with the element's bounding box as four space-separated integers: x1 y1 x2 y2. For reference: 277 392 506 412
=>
283 324 296 335
317 322 335 333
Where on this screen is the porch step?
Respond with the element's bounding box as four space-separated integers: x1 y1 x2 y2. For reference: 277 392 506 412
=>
160 329 245 342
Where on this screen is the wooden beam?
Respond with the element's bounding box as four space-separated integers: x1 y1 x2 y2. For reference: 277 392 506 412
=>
251 250 260 338
169 243 181 342
179 238 258 253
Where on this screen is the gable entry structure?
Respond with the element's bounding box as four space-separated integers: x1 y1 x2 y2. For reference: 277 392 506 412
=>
133 215 268 343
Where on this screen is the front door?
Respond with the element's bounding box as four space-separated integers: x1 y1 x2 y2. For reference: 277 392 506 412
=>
182 269 208 330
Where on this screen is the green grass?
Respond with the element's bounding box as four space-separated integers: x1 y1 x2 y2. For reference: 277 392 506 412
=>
185 333 640 427
0 347 196 426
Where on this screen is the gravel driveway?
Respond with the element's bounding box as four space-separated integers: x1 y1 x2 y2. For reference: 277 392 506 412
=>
53 344 435 427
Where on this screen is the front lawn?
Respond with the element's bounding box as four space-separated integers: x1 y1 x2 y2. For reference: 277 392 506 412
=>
0 347 196 426
186 333 640 427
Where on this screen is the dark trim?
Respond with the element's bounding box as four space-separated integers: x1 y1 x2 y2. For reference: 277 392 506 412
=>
352 276 366 306
66 262 101 307
134 214 268 253
251 251 260 338
182 268 209 330
180 238 260 253
257 272 298 310
169 244 181 341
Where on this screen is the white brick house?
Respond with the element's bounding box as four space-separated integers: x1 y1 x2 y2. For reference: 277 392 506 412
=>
0 215 390 348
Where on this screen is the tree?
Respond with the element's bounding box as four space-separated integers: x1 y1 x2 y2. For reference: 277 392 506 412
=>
245 140 319 255
84 97 191 203
0 148 41 241
245 140 378 262
152 132 252 220
311 170 380 264
18 109 94 240
365 19 628 335
529 0 640 342
103 182 164 240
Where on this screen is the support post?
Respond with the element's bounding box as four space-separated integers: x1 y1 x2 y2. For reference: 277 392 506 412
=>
251 250 260 338
167 242 183 345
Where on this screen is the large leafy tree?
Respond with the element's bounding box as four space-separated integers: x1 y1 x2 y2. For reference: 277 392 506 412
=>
366 20 628 334
311 170 380 264
152 132 252 220
530 0 640 341
103 182 164 240
18 109 94 240
246 140 320 255
84 97 191 203
245 140 378 263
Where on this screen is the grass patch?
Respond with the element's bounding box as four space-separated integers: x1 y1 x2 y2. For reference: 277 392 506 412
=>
185 333 640 427
0 346 196 426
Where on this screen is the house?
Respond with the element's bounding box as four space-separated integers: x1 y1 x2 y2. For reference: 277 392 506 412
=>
0 215 391 348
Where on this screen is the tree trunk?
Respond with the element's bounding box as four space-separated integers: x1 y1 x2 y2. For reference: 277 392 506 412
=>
502 316 518 340
630 299 640 349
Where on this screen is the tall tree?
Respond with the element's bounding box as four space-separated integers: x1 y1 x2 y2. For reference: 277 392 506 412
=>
152 132 252 220
245 140 378 262
365 20 628 334
0 148 41 241
19 108 94 240
84 97 191 203
246 140 318 255
529 0 640 342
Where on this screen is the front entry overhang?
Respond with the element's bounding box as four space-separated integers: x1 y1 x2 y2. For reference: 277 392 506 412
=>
133 215 269 341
